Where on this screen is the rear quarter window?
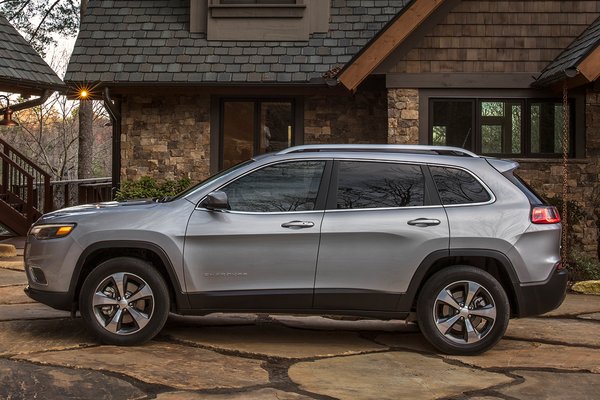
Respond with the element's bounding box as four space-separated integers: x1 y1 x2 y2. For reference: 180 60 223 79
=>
430 166 491 205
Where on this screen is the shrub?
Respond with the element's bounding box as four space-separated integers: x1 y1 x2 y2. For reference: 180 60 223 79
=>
568 252 600 282
115 176 192 201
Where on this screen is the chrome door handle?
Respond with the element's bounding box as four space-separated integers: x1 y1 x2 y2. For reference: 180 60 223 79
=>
281 221 315 229
407 218 441 227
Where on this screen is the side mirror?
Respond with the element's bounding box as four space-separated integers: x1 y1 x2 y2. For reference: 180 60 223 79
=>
202 191 229 211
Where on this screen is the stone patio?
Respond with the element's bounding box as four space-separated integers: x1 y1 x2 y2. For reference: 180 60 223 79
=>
1 257 600 399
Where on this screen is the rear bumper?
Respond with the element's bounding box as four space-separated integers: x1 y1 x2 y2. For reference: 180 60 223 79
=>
514 269 568 317
24 286 73 311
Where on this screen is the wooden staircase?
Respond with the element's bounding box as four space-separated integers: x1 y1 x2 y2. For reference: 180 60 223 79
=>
0 138 53 235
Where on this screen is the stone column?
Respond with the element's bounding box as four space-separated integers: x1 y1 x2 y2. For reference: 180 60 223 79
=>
387 89 420 144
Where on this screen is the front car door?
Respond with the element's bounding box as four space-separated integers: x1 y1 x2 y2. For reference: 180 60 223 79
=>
184 160 330 310
314 160 449 311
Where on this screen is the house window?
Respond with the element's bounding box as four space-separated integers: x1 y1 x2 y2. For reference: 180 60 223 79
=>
219 0 297 4
221 99 295 169
430 98 575 157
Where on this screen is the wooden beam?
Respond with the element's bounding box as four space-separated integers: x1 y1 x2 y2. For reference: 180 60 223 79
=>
577 45 600 83
338 0 447 92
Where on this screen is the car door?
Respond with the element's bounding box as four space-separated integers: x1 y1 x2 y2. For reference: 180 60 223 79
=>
314 160 449 311
184 159 330 310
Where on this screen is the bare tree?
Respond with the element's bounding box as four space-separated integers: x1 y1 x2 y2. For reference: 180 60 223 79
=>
77 0 94 179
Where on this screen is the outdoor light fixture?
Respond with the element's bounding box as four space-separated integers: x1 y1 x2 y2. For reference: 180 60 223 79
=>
72 82 101 100
0 95 18 127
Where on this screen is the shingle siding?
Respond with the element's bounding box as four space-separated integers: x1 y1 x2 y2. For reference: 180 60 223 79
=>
65 0 408 85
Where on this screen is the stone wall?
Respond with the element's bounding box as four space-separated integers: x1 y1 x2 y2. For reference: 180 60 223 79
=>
121 95 211 182
517 90 600 256
385 87 600 257
387 89 420 144
304 82 388 145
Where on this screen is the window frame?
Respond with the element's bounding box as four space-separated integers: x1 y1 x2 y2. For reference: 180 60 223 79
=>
429 165 495 207
215 97 303 171
421 89 585 159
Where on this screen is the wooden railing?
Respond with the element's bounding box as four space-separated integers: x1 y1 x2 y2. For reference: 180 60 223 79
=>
51 177 112 209
0 138 53 213
0 152 37 234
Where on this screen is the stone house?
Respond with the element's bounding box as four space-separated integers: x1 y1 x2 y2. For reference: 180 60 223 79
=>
65 0 600 256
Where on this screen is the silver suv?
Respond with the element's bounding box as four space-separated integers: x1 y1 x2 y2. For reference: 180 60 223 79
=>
24 145 567 355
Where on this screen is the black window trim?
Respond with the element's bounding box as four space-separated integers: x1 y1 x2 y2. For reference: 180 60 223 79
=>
427 164 496 207
325 159 442 212
199 158 333 214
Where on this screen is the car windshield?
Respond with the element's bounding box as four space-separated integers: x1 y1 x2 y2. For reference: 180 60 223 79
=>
165 159 256 202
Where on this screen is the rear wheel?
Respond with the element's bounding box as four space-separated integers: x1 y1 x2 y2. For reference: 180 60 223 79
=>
79 257 170 345
416 266 509 355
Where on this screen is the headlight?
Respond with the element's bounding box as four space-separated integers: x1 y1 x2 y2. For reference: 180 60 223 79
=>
29 224 76 240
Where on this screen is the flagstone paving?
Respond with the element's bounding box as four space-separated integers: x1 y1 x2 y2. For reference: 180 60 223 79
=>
288 352 512 400
0 285 35 304
1 256 599 400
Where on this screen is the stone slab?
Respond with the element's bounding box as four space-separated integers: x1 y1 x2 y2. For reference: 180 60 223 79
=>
16 342 269 391
273 315 418 333
289 351 512 400
0 303 71 321
448 341 600 374
166 312 259 327
579 312 600 321
506 318 600 347
0 268 27 286
0 358 146 400
0 285 35 304
157 389 312 399
0 319 94 356
572 281 600 295
499 371 600 400
0 243 16 257
542 293 600 316
375 335 600 373
165 324 387 358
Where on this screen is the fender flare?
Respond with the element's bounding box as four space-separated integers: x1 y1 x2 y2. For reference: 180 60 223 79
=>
69 240 189 310
397 249 523 314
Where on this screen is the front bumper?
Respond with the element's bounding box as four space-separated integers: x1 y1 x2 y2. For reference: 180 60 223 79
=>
514 269 568 317
24 286 73 311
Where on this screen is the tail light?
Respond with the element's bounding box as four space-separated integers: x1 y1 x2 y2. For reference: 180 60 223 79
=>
531 206 561 224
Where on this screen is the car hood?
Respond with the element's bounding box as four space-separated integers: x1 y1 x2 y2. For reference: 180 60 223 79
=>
38 200 159 221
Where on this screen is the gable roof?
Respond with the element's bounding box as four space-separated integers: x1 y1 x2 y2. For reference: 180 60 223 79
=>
338 0 451 91
64 0 407 86
534 15 600 88
0 14 64 95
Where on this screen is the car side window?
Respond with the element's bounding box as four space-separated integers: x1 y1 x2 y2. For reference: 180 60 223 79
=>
336 161 425 209
222 161 326 212
430 166 491 205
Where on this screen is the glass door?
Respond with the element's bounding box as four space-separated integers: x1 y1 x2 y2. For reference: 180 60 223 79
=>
221 99 294 169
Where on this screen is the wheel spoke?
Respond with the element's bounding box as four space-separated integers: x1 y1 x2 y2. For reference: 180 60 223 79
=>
470 305 497 320
127 284 153 303
93 292 119 307
127 307 150 330
464 317 480 343
436 289 461 310
111 272 127 299
464 281 481 308
105 308 124 333
436 314 461 335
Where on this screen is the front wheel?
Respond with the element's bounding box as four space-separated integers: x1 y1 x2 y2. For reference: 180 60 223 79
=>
416 266 509 355
79 257 170 345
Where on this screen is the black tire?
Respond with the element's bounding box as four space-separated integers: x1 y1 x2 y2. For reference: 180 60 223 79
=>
416 266 509 355
79 257 170 345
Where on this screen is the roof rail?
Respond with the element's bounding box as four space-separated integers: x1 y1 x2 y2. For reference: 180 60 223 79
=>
277 144 479 158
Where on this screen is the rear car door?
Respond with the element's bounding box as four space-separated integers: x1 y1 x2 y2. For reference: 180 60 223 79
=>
184 160 330 310
314 160 449 311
